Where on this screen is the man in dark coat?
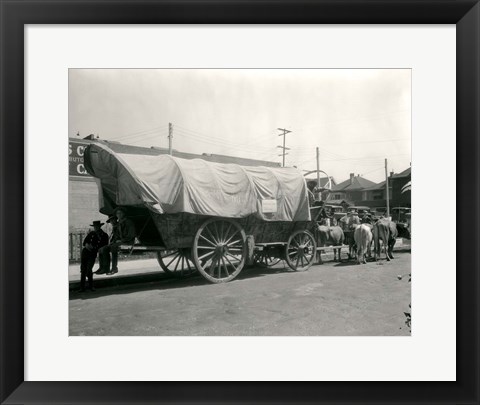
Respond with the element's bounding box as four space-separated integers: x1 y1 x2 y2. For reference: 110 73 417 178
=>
79 220 109 292
97 207 136 275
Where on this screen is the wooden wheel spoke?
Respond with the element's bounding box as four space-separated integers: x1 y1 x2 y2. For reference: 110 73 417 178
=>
223 223 233 243
219 221 225 243
197 245 216 250
226 252 241 263
226 239 242 247
164 252 180 268
221 256 229 276
208 257 218 275
186 259 193 273
199 233 217 247
224 255 235 271
224 229 240 245
217 257 222 278
173 255 181 272
180 256 184 276
198 250 214 261
211 222 222 244
205 226 220 245
295 254 300 269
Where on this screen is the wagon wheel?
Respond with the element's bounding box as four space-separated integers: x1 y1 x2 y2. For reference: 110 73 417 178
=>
253 248 282 268
285 230 317 272
157 248 197 277
192 218 247 283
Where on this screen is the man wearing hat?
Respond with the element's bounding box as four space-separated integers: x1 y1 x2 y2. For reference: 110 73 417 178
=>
347 210 361 229
79 220 109 292
97 207 136 275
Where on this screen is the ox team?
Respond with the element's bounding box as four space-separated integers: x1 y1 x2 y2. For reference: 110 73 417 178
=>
315 206 409 265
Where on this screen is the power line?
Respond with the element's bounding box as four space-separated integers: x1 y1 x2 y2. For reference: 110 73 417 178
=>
174 123 281 152
174 127 275 154
113 125 168 141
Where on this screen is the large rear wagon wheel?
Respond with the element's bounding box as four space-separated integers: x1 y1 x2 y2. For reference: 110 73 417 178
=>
157 248 197 278
193 218 247 283
285 230 317 272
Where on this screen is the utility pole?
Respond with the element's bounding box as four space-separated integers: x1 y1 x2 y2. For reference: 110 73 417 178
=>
316 147 321 201
385 158 390 219
168 123 173 155
277 128 291 167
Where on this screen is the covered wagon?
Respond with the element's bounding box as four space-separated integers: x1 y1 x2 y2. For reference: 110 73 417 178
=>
84 142 317 283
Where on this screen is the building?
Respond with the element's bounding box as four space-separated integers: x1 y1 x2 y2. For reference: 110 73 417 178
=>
326 173 377 206
325 167 411 209
69 137 282 232
390 167 411 208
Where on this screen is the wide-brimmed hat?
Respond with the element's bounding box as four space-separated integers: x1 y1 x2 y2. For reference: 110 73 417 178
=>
90 220 104 227
113 206 127 215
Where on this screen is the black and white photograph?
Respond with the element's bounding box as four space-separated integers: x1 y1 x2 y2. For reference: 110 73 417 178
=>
68 68 412 336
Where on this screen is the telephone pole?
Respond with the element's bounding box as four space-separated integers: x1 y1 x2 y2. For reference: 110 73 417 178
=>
277 128 291 167
168 123 173 155
385 158 390 218
316 147 321 201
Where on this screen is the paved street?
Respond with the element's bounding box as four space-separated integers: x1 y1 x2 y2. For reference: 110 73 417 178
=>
69 249 411 336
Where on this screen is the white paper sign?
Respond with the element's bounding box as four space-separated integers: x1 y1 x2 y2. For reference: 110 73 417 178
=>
261 199 277 213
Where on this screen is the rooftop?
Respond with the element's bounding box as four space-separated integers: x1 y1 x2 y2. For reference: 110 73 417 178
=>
332 175 377 191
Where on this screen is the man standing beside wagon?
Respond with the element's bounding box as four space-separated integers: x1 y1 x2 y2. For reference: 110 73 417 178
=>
96 207 136 276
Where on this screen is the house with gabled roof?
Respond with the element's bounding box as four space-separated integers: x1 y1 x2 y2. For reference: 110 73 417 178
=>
326 173 377 206
333 167 411 209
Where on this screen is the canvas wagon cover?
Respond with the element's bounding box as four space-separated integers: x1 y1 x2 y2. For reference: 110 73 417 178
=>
84 143 310 221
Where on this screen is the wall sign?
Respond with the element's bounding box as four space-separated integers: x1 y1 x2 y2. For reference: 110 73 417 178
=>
69 141 91 177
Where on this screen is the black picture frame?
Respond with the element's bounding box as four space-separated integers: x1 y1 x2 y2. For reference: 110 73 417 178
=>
1 1 479 404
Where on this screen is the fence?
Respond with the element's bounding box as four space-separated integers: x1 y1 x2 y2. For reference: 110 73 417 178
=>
69 231 88 262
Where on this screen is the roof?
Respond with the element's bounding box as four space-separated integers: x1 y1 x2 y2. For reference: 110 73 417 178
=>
332 175 377 191
69 138 281 168
391 167 411 178
364 180 386 191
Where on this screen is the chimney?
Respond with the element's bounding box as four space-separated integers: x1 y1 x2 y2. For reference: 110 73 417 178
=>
350 173 355 185
390 171 394 178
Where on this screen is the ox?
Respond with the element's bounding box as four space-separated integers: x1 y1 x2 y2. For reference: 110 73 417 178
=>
354 224 373 264
372 219 398 261
317 225 344 263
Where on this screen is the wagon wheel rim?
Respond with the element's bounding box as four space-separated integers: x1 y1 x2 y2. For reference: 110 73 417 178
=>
193 218 247 283
254 249 282 268
157 248 197 277
285 230 316 272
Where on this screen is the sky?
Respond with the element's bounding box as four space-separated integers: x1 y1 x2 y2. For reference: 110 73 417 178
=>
69 69 411 184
